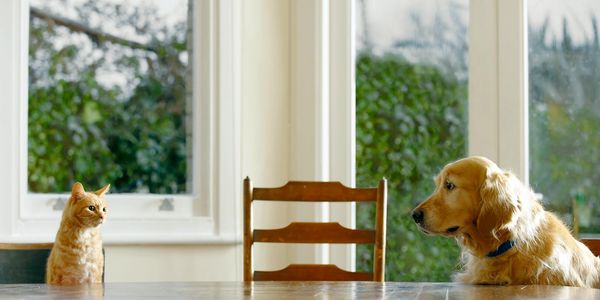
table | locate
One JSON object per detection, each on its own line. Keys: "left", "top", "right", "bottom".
{"left": 0, "top": 281, "right": 598, "bottom": 299}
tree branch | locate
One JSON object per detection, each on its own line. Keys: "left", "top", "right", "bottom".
{"left": 30, "top": 6, "right": 157, "bottom": 53}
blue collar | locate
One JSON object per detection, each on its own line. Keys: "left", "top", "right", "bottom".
{"left": 486, "top": 240, "right": 516, "bottom": 258}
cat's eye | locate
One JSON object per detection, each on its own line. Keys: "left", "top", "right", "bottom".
{"left": 445, "top": 181, "right": 455, "bottom": 191}
{"left": 88, "top": 205, "right": 96, "bottom": 211}
{"left": 102, "top": 207, "right": 106, "bottom": 212}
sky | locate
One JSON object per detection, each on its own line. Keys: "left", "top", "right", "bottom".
{"left": 357, "top": 0, "right": 600, "bottom": 53}
{"left": 30, "top": 0, "right": 187, "bottom": 43}
{"left": 29, "top": 0, "right": 188, "bottom": 90}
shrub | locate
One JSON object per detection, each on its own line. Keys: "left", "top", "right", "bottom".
{"left": 355, "top": 52, "right": 467, "bottom": 281}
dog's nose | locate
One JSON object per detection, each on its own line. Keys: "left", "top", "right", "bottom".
{"left": 412, "top": 209, "right": 424, "bottom": 224}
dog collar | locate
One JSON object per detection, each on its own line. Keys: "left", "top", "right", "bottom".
{"left": 486, "top": 240, "right": 516, "bottom": 258}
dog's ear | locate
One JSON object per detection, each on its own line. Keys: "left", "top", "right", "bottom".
{"left": 476, "top": 169, "right": 520, "bottom": 239}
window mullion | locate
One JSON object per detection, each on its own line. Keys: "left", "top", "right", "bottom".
{"left": 468, "top": 0, "right": 528, "bottom": 181}
{"left": 498, "top": 0, "right": 528, "bottom": 183}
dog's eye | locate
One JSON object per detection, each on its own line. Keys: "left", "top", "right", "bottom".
{"left": 445, "top": 181, "right": 455, "bottom": 191}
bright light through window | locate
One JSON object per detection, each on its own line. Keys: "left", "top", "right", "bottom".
{"left": 528, "top": 0, "right": 600, "bottom": 235}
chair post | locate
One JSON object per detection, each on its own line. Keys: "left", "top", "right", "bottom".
{"left": 243, "top": 177, "right": 253, "bottom": 282}
{"left": 373, "top": 178, "right": 387, "bottom": 282}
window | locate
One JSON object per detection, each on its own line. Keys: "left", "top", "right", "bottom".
{"left": 0, "top": 0, "right": 239, "bottom": 243}
{"left": 528, "top": 0, "right": 600, "bottom": 236}
{"left": 294, "top": 0, "right": 581, "bottom": 282}
{"left": 27, "top": 0, "right": 196, "bottom": 220}
{"left": 353, "top": 0, "right": 598, "bottom": 281}
{"left": 28, "top": 0, "right": 191, "bottom": 195}
{"left": 355, "top": 0, "right": 468, "bottom": 281}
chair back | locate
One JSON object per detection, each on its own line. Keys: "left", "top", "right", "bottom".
{"left": 580, "top": 238, "right": 600, "bottom": 256}
{"left": 0, "top": 243, "right": 53, "bottom": 283}
{"left": 243, "top": 177, "right": 387, "bottom": 282}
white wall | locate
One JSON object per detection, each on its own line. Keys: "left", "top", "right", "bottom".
{"left": 105, "top": 0, "right": 292, "bottom": 282}
{"left": 106, "top": 245, "right": 240, "bottom": 282}
{"left": 240, "top": 0, "right": 293, "bottom": 272}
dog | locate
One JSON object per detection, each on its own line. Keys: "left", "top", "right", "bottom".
{"left": 411, "top": 156, "right": 600, "bottom": 287}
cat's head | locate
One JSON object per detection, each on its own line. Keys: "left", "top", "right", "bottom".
{"left": 64, "top": 182, "right": 110, "bottom": 228}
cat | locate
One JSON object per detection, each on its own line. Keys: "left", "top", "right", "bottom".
{"left": 46, "top": 182, "right": 110, "bottom": 285}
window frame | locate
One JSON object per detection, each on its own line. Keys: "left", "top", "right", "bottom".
{"left": 469, "top": 0, "right": 528, "bottom": 181}
{"left": 0, "top": 0, "right": 240, "bottom": 244}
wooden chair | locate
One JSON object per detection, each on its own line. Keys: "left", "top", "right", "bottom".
{"left": 243, "top": 177, "right": 387, "bottom": 282}
{"left": 0, "top": 243, "right": 53, "bottom": 283}
{"left": 0, "top": 243, "right": 106, "bottom": 283}
{"left": 580, "top": 239, "right": 600, "bottom": 256}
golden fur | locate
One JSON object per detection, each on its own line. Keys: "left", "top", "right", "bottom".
{"left": 412, "top": 156, "right": 600, "bottom": 287}
{"left": 46, "top": 182, "right": 109, "bottom": 285}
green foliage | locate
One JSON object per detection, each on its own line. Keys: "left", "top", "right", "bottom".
{"left": 355, "top": 52, "right": 467, "bottom": 281}
{"left": 27, "top": 2, "right": 189, "bottom": 193}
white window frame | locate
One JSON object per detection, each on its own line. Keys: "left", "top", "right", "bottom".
{"left": 0, "top": 0, "right": 240, "bottom": 244}
{"left": 469, "top": 0, "right": 528, "bottom": 181}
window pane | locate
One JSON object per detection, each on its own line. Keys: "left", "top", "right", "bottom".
{"left": 528, "top": 0, "right": 600, "bottom": 235}
{"left": 28, "top": 0, "right": 191, "bottom": 194}
{"left": 355, "top": 0, "right": 468, "bottom": 281}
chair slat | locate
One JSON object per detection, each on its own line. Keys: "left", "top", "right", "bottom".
{"left": 0, "top": 243, "right": 53, "bottom": 250}
{"left": 253, "top": 222, "right": 375, "bottom": 244}
{"left": 253, "top": 181, "right": 377, "bottom": 202}
{"left": 253, "top": 264, "right": 373, "bottom": 281}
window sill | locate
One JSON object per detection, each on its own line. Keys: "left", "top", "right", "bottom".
{"left": 0, "top": 234, "right": 241, "bottom": 245}
{"left": 4, "top": 217, "right": 240, "bottom": 245}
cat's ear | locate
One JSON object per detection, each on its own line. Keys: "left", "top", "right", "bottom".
{"left": 94, "top": 184, "right": 111, "bottom": 197}
{"left": 71, "top": 182, "right": 86, "bottom": 201}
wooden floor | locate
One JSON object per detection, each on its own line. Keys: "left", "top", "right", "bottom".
{"left": 0, "top": 281, "right": 598, "bottom": 299}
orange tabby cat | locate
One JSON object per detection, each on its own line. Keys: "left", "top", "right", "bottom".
{"left": 46, "top": 182, "right": 109, "bottom": 285}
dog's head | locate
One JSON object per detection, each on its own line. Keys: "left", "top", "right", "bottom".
{"left": 411, "top": 156, "right": 521, "bottom": 241}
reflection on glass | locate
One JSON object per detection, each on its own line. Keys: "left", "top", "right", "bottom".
{"left": 355, "top": 0, "right": 468, "bottom": 281}
{"left": 528, "top": 0, "right": 600, "bottom": 235}
{"left": 28, "top": 0, "right": 190, "bottom": 194}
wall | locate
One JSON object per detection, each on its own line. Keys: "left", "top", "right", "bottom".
{"left": 105, "top": 0, "right": 291, "bottom": 282}
{"left": 240, "top": 0, "right": 293, "bottom": 272}
{"left": 106, "top": 245, "right": 240, "bottom": 282}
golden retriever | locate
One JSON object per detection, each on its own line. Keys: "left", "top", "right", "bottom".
{"left": 412, "top": 156, "right": 600, "bottom": 287}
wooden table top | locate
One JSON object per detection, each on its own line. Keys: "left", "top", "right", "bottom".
{"left": 0, "top": 281, "right": 598, "bottom": 299}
